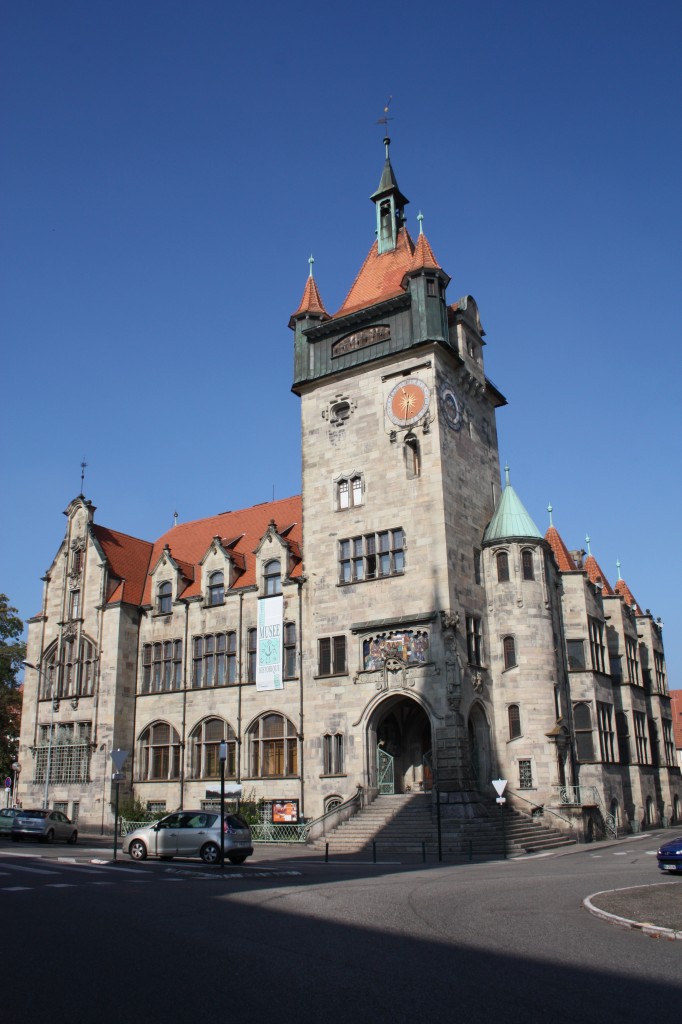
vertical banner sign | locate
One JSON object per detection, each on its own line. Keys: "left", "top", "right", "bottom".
{"left": 256, "top": 595, "right": 283, "bottom": 691}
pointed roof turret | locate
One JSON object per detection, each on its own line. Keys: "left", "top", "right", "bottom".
{"left": 614, "top": 561, "right": 642, "bottom": 613}
{"left": 289, "top": 255, "right": 329, "bottom": 327}
{"left": 371, "top": 136, "right": 409, "bottom": 256}
{"left": 544, "top": 505, "right": 577, "bottom": 570}
{"left": 408, "top": 212, "right": 442, "bottom": 271}
{"left": 483, "top": 466, "right": 543, "bottom": 544}
{"left": 583, "top": 536, "right": 615, "bottom": 595}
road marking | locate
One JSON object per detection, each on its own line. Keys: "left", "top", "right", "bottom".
{"left": 45, "top": 883, "right": 76, "bottom": 888}
{"left": 4, "top": 863, "right": 59, "bottom": 875}
{"left": 613, "top": 852, "right": 628, "bottom": 856}
{"left": 3, "top": 886, "right": 32, "bottom": 892}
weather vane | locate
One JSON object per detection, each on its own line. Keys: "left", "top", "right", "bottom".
{"left": 376, "top": 95, "right": 393, "bottom": 134}
{"left": 80, "top": 458, "right": 88, "bottom": 494}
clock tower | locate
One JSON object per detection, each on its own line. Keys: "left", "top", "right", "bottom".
{"left": 291, "top": 139, "right": 506, "bottom": 815}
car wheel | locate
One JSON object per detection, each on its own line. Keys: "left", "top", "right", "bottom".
{"left": 228, "top": 855, "right": 247, "bottom": 865}
{"left": 200, "top": 842, "right": 220, "bottom": 864}
{"left": 68, "top": 831, "right": 78, "bottom": 845}
{"left": 43, "top": 830, "right": 55, "bottom": 844}
{"left": 128, "top": 839, "right": 147, "bottom": 861}
{"left": 159, "top": 855, "right": 173, "bottom": 861}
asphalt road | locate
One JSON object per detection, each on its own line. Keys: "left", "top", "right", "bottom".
{"left": 1, "top": 834, "right": 680, "bottom": 1024}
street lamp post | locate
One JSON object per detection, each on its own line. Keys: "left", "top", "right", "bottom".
{"left": 24, "top": 661, "right": 55, "bottom": 810}
{"left": 110, "top": 749, "right": 129, "bottom": 862}
{"left": 219, "top": 741, "right": 228, "bottom": 869}
{"left": 492, "top": 778, "right": 508, "bottom": 859}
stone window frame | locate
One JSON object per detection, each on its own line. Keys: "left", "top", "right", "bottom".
{"left": 573, "top": 702, "right": 595, "bottom": 762}
{"left": 283, "top": 621, "right": 297, "bottom": 680}
{"left": 317, "top": 635, "right": 347, "bottom": 677}
{"left": 187, "top": 717, "right": 237, "bottom": 779}
{"left": 207, "top": 570, "right": 225, "bottom": 607}
{"left": 521, "top": 549, "right": 535, "bottom": 581}
{"left": 191, "top": 632, "right": 237, "bottom": 689}
{"left": 507, "top": 704, "right": 521, "bottom": 740}
{"left": 246, "top": 712, "right": 298, "bottom": 778}
{"left": 518, "top": 758, "right": 533, "bottom": 790}
{"left": 137, "top": 721, "right": 181, "bottom": 781}
{"left": 336, "top": 473, "right": 364, "bottom": 511}
{"left": 502, "top": 635, "right": 517, "bottom": 671}
{"left": 141, "top": 640, "right": 183, "bottom": 694}
{"left": 466, "top": 615, "right": 484, "bottom": 667}
{"left": 338, "top": 528, "right": 405, "bottom": 585}
{"left": 263, "top": 559, "right": 282, "bottom": 596}
{"left": 157, "top": 580, "right": 173, "bottom": 615}
{"left": 496, "top": 550, "right": 510, "bottom": 583}
{"left": 597, "top": 701, "right": 616, "bottom": 763}
{"left": 322, "top": 733, "right": 345, "bottom": 776}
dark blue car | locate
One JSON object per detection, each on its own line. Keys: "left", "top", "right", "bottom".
{"left": 656, "top": 836, "right": 682, "bottom": 873}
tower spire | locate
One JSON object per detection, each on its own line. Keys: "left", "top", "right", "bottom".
{"left": 371, "top": 133, "right": 409, "bottom": 254}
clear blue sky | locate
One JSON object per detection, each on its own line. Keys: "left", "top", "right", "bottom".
{"left": 2, "top": 1, "right": 680, "bottom": 687}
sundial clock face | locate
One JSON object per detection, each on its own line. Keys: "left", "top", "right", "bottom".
{"left": 439, "top": 384, "right": 462, "bottom": 432}
{"left": 386, "top": 377, "right": 430, "bottom": 428}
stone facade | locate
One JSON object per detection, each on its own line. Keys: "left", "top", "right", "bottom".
{"left": 17, "top": 144, "right": 680, "bottom": 837}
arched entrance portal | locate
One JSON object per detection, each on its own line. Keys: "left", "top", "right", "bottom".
{"left": 467, "top": 702, "right": 492, "bottom": 791}
{"left": 372, "top": 696, "right": 432, "bottom": 795}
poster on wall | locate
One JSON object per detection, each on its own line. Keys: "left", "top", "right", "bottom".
{"left": 272, "top": 799, "right": 299, "bottom": 824}
{"left": 256, "top": 594, "right": 283, "bottom": 691}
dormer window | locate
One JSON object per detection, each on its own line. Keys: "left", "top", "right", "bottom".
{"left": 208, "top": 570, "right": 225, "bottom": 606}
{"left": 157, "top": 581, "right": 172, "bottom": 615}
{"left": 263, "top": 559, "right": 281, "bottom": 596}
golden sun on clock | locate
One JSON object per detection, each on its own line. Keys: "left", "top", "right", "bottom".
{"left": 386, "top": 377, "right": 430, "bottom": 427}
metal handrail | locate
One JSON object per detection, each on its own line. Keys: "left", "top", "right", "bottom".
{"left": 506, "top": 789, "right": 574, "bottom": 827}
{"left": 553, "top": 785, "right": 618, "bottom": 839}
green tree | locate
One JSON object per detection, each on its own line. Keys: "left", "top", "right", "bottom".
{"left": 0, "top": 594, "right": 25, "bottom": 780}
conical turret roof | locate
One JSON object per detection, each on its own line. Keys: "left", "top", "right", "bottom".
{"left": 483, "top": 468, "right": 543, "bottom": 544}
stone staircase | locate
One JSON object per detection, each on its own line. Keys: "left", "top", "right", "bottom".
{"left": 310, "top": 793, "right": 576, "bottom": 858}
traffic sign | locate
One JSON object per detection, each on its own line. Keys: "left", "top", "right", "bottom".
{"left": 110, "top": 748, "right": 129, "bottom": 772}
{"left": 4, "top": 778, "right": 11, "bottom": 789}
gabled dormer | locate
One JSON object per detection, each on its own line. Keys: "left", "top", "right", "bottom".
{"left": 148, "top": 544, "right": 193, "bottom": 613}
{"left": 253, "top": 520, "right": 298, "bottom": 595}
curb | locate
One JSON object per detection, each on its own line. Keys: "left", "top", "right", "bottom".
{"left": 583, "top": 882, "right": 682, "bottom": 941}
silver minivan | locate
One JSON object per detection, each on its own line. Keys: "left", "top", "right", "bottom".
{"left": 122, "top": 810, "right": 253, "bottom": 864}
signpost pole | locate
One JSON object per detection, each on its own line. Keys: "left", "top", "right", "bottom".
{"left": 110, "top": 749, "right": 129, "bottom": 863}
{"left": 219, "top": 741, "right": 227, "bottom": 869}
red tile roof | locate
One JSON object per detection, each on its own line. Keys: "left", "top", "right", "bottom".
{"left": 670, "top": 690, "right": 682, "bottom": 750}
{"left": 583, "top": 554, "right": 615, "bottom": 595}
{"left": 333, "top": 228, "right": 416, "bottom": 318}
{"left": 409, "top": 231, "right": 441, "bottom": 272}
{"left": 91, "top": 525, "right": 154, "bottom": 606}
{"left": 614, "top": 578, "right": 642, "bottom": 614}
{"left": 291, "top": 274, "right": 329, "bottom": 321}
{"left": 545, "top": 525, "right": 577, "bottom": 572}
{"left": 141, "top": 495, "right": 303, "bottom": 605}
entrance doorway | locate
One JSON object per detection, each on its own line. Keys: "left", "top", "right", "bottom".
{"left": 372, "top": 696, "right": 432, "bottom": 795}
{"left": 467, "top": 702, "right": 492, "bottom": 790}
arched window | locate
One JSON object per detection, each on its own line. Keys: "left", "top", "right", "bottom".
{"left": 188, "top": 718, "right": 236, "bottom": 779}
{"left": 496, "top": 551, "right": 510, "bottom": 582}
{"left": 263, "top": 559, "right": 281, "bottom": 596}
{"left": 521, "top": 549, "right": 535, "bottom": 581}
{"left": 248, "top": 713, "right": 297, "bottom": 777}
{"left": 508, "top": 704, "right": 521, "bottom": 739}
{"left": 573, "top": 703, "right": 595, "bottom": 761}
{"left": 503, "top": 635, "right": 517, "bottom": 670}
{"left": 157, "top": 581, "right": 172, "bottom": 614}
{"left": 337, "top": 474, "right": 363, "bottom": 510}
{"left": 324, "top": 795, "right": 343, "bottom": 814}
{"left": 138, "top": 722, "right": 181, "bottom": 780}
{"left": 40, "top": 637, "right": 98, "bottom": 698}
{"left": 208, "top": 570, "right": 224, "bottom": 606}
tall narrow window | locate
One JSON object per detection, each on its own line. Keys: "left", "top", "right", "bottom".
{"left": 247, "top": 628, "right": 257, "bottom": 682}
{"left": 508, "top": 704, "right": 521, "bottom": 739}
{"left": 189, "top": 718, "right": 236, "bottom": 779}
{"left": 283, "top": 622, "right": 297, "bottom": 679}
{"left": 616, "top": 712, "right": 631, "bottom": 765}
{"left": 597, "top": 702, "right": 615, "bottom": 762}
{"left": 323, "top": 734, "right": 344, "bottom": 775}
{"left": 496, "top": 551, "right": 510, "bottom": 582}
{"left": 588, "top": 617, "right": 606, "bottom": 673}
{"left": 521, "top": 550, "right": 535, "bottom": 581}
{"left": 157, "top": 581, "right": 172, "bottom": 615}
{"left": 404, "top": 433, "right": 420, "bottom": 478}
{"left": 208, "top": 570, "right": 224, "bottom": 606}
{"left": 503, "top": 635, "right": 517, "bottom": 670}
{"left": 574, "top": 703, "right": 595, "bottom": 761}
{"left": 518, "top": 759, "right": 533, "bottom": 789}
{"left": 138, "top": 722, "right": 181, "bottom": 780}
{"left": 466, "top": 616, "right": 483, "bottom": 667}
{"left": 263, "top": 559, "right": 282, "bottom": 596}
{"left": 69, "top": 590, "right": 81, "bottom": 619}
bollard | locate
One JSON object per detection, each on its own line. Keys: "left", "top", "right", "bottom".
{"left": 422, "top": 840, "right": 426, "bottom": 863}
{"left": 325, "top": 842, "right": 329, "bottom": 863}
{"left": 468, "top": 840, "right": 473, "bottom": 862}
{"left": 373, "top": 841, "right": 377, "bottom": 863}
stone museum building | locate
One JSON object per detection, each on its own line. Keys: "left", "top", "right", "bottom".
{"left": 18, "top": 141, "right": 680, "bottom": 837}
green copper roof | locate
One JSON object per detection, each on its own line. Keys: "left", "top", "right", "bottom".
{"left": 483, "top": 467, "right": 543, "bottom": 544}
